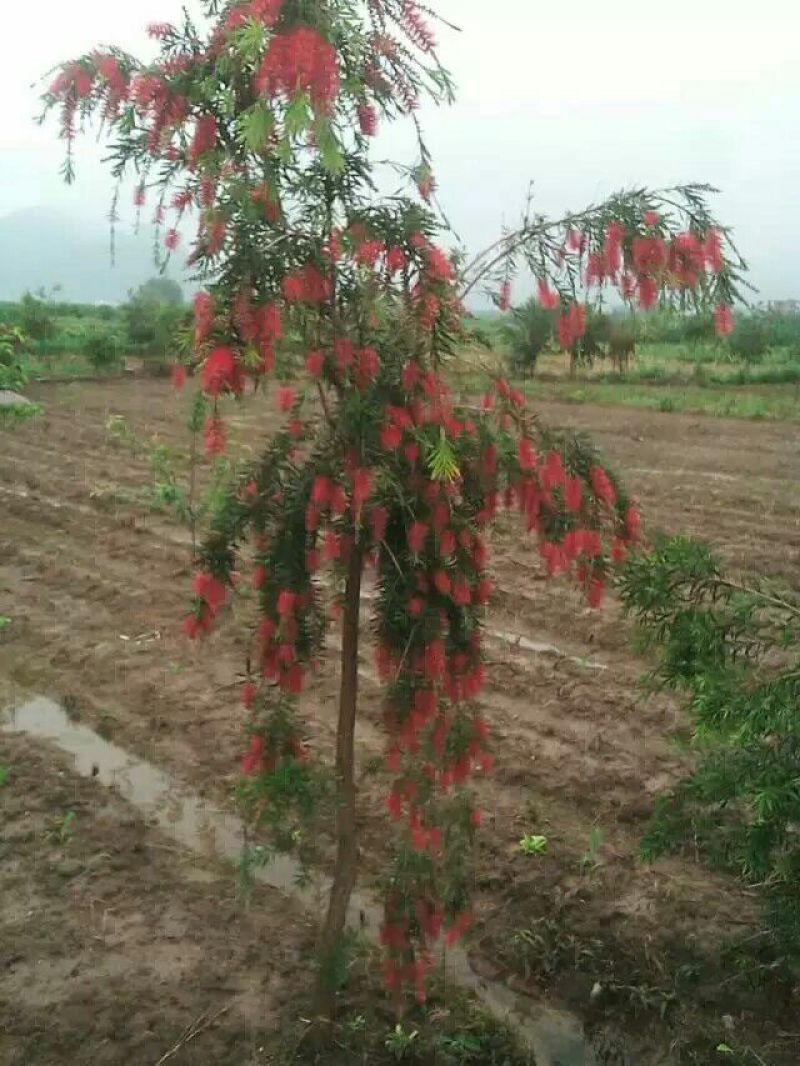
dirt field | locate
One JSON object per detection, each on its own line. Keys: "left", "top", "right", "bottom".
{"left": 1, "top": 377, "right": 799, "bottom": 1063}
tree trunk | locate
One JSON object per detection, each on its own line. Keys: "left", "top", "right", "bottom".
{"left": 313, "top": 539, "right": 362, "bottom": 1019}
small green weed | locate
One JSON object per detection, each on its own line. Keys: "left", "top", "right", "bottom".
{"left": 519, "top": 834, "right": 548, "bottom": 856}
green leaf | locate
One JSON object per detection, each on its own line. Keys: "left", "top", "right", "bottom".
{"left": 316, "top": 119, "right": 345, "bottom": 176}
{"left": 426, "top": 430, "right": 460, "bottom": 482}
{"left": 238, "top": 101, "right": 274, "bottom": 154}
{"left": 285, "top": 94, "right": 311, "bottom": 138}
{"left": 0, "top": 765, "right": 9, "bottom": 787}
{"left": 230, "top": 18, "right": 266, "bottom": 61}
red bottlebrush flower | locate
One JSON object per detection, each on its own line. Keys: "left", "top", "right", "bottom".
{"left": 474, "top": 577, "right": 493, "bottom": 605}
{"left": 133, "top": 185, "right": 146, "bottom": 208}
{"left": 241, "top": 681, "right": 257, "bottom": 709}
{"left": 242, "top": 735, "right": 266, "bottom": 776}
{"left": 566, "top": 228, "right": 585, "bottom": 253}
{"left": 518, "top": 437, "right": 537, "bottom": 472}
{"left": 499, "top": 279, "right": 512, "bottom": 311}
{"left": 193, "top": 291, "right": 215, "bottom": 346}
{"left": 311, "top": 476, "right": 332, "bottom": 507}
{"left": 624, "top": 506, "right": 641, "bottom": 541}
{"left": 424, "top": 245, "right": 454, "bottom": 283}
{"left": 147, "top": 22, "right": 174, "bottom": 38}
{"left": 351, "top": 468, "right": 373, "bottom": 509}
{"left": 370, "top": 506, "right": 388, "bottom": 542}
{"left": 188, "top": 114, "right": 218, "bottom": 168}
{"left": 380, "top": 423, "right": 403, "bottom": 450}
{"left": 305, "top": 349, "right": 325, "bottom": 377}
{"left": 704, "top": 229, "right": 724, "bottom": 273}
{"left": 323, "top": 531, "right": 341, "bottom": 562}
{"left": 416, "top": 291, "right": 440, "bottom": 330}
{"left": 587, "top": 254, "right": 609, "bottom": 291}
{"left": 251, "top": 564, "right": 267, "bottom": 590}
{"left": 541, "top": 450, "right": 565, "bottom": 490}
{"left": 637, "top": 275, "right": 658, "bottom": 310}
{"left": 356, "top": 346, "right": 379, "bottom": 387}
{"left": 403, "top": 442, "right": 420, "bottom": 465}
{"left": 452, "top": 579, "right": 472, "bottom": 607}
{"left": 282, "top": 263, "right": 331, "bottom": 305}
{"left": 587, "top": 576, "right": 606, "bottom": 608}
{"left": 164, "top": 228, "right": 180, "bottom": 251}
{"left": 611, "top": 537, "right": 628, "bottom": 564}
{"left": 564, "top": 476, "right": 583, "bottom": 513}
{"left": 353, "top": 239, "right": 384, "bottom": 268}
{"left": 408, "top": 522, "right": 428, "bottom": 554}
{"left": 632, "top": 235, "right": 667, "bottom": 275}
{"left": 470, "top": 808, "right": 482, "bottom": 828}
{"left": 643, "top": 210, "right": 660, "bottom": 227}
{"left": 714, "top": 304, "right": 734, "bottom": 337}
{"left": 402, "top": 0, "right": 436, "bottom": 51}
{"left": 170, "top": 364, "right": 188, "bottom": 390}
{"left": 385, "top": 746, "right": 402, "bottom": 773}
{"left": 201, "top": 347, "right": 241, "bottom": 396}
{"left": 276, "top": 386, "right": 297, "bottom": 413}
{"left": 256, "top": 27, "right": 340, "bottom": 111}
{"left": 248, "top": 0, "right": 284, "bottom": 25}
{"left": 408, "top": 596, "right": 424, "bottom": 617}
{"left": 96, "top": 54, "right": 127, "bottom": 95}
{"left": 401, "top": 361, "right": 420, "bottom": 392}
{"left": 387, "top": 790, "right": 403, "bottom": 821}
{"left": 589, "top": 465, "right": 616, "bottom": 506}
{"left": 277, "top": 589, "right": 296, "bottom": 616}
{"left": 439, "top": 529, "right": 456, "bottom": 557}
{"left": 193, "top": 571, "right": 227, "bottom": 611}
{"left": 329, "top": 483, "right": 348, "bottom": 517}
{"left": 333, "top": 338, "right": 355, "bottom": 371}
{"left": 537, "top": 279, "right": 559, "bottom": 310}
{"left": 203, "top": 415, "right": 227, "bottom": 455}
{"left": 281, "top": 663, "right": 304, "bottom": 694}
{"left": 386, "top": 246, "right": 407, "bottom": 274}
{"left": 357, "top": 103, "right": 378, "bottom": 136}
{"left": 433, "top": 569, "right": 451, "bottom": 596}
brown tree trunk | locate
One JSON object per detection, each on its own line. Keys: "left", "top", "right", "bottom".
{"left": 313, "top": 539, "right": 363, "bottom": 1019}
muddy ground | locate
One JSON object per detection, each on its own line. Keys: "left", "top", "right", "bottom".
{"left": 1, "top": 377, "right": 799, "bottom": 1063}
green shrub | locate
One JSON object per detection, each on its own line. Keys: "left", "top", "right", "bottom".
{"left": 18, "top": 291, "right": 56, "bottom": 342}
{"left": 122, "top": 280, "right": 185, "bottom": 360}
{"left": 728, "top": 316, "right": 769, "bottom": 362}
{"left": 0, "top": 325, "right": 30, "bottom": 391}
{"left": 83, "top": 325, "right": 123, "bottom": 370}
{"left": 619, "top": 537, "right": 800, "bottom": 967}
{"left": 504, "top": 299, "right": 554, "bottom": 376}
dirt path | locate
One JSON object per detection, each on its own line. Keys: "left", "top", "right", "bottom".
{"left": 2, "top": 378, "right": 799, "bottom": 1062}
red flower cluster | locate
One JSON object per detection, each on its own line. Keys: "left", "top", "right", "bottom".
{"left": 200, "top": 346, "right": 243, "bottom": 397}
{"left": 184, "top": 570, "right": 227, "bottom": 638}
{"left": 188, "top": 114, "right": 218, "bottom": 168}
{"left": 537, "top": 279, "right": 559, "bottom": 310}
{"left": 282, "top": 263, "right": 332, "bottom": 304}
{"left": 401, "top": 0, "right": 436, "bottom": 52}
{"left": 256, "top": 26, "right": 340, "bottom": 111}
{"left": 556, "top": 303, "right": 587, "bottom": 350}
{"left": 714, "top": 304, "right": 734, "bottom": 337}
{"left": 193, "top": 291, "right": 215, "bottom": 349}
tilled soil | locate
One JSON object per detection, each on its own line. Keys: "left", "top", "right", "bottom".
{"left": 1, "top": 377, "right": 799, "bottom": 1062}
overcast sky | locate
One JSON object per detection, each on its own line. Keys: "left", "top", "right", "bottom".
{"left": 2, "top": 0, "right": 799, "bottom": 301}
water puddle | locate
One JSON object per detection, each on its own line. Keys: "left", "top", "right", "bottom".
{"left": 2, "top": 695, "right": 596, "bottom": 1065}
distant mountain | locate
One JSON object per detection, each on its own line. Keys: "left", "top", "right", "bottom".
{"left": 0, "top": 208, "right": 190, "bottom": 304}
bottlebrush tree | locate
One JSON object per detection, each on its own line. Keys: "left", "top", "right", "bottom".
{"left": 42, "top": 0, "right": 745, "bottom": 1017}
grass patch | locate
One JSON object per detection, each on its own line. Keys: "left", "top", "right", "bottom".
{"left": 538, "top": 381, "right": 797, "bottom": 420}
